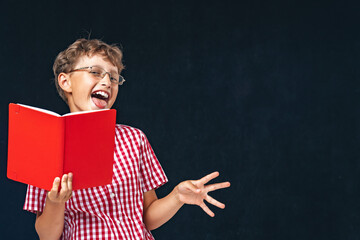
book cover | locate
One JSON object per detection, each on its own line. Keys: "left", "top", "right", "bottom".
{"left": 7, "top": 103, "right": 116, "bottom": 191}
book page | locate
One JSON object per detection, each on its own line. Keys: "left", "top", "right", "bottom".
{"left": 17, "top": 104, "right": 61, "bottom": 117}
{"left": 17, "top": 103, "right": 111, "bottom": 117}
{"left": 63, "top": 109, "right": 110, "bottom": 116}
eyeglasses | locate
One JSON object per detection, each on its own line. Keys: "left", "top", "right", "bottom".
{"left": 69, "top": 66, "right": 125, "bottom": 85}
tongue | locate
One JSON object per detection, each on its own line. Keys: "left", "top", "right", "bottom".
{"left": 92, "top": 97, "right": 107, "bottom": 109}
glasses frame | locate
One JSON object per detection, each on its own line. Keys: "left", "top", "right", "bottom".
{"left": 69, "top": 66, "right": 125, "bottom": 85}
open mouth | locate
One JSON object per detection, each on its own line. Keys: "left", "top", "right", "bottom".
{"left": 91, "top": 90, "right": 110, "bottom": 109}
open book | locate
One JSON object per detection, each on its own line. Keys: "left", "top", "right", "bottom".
{"left": 7, "top": 103, "right": 116, "bottom": 191}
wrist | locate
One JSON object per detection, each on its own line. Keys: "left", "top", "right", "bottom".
{"left": 172, "top": 185, "right": 185, "bottom": 206}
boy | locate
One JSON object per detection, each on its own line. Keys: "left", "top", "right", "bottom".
{"left": 24, "top": 38, "right": 230, "bottom": 240}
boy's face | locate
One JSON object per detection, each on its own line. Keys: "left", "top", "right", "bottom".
{"left": 61, "top": 55, "right": 119, "bottom": 112}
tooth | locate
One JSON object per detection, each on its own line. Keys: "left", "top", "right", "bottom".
{"left": 95, "top": 91, "right": 108, "bottom": 98}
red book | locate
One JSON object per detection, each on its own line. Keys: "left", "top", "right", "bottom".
{"left": 7, "top": 103, "right": 116, "bottom": 191}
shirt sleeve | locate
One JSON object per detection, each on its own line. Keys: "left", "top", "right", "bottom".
{"left": 139, "top": 131, "right": 168, "bottom": 192}
{"left": 23, "top": 184, "right": 47, "bottom": 213}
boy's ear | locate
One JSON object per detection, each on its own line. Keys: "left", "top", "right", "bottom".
{"left": 58, "top": 73, "right": 72, "bottom": 93}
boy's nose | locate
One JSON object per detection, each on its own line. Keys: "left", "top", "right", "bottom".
{"left": 100, "top": 73, "right": 112, "bottom": 87}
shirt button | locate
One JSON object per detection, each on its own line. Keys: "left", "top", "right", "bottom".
{"left": 110, "top": 193, "right": 116, "bottom": 198}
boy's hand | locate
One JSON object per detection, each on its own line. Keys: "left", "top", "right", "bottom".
{"left": 47, "top": 173, "right": 73, "bottom": 203}
{"left": 176, "top": 171, "right": 230, "bottom": 217}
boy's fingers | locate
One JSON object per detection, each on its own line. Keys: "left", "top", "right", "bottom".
{"left": 205, "top": 195, "right": 225, "bottom": 209}
{"left": 50, "top": 177, "right": 61, "bottom": 194}
{"left": 205, "top": 182, "right": 231, "bottom": 192}
{"left": 52, "top": 177, "right": 60, "bottom": 191}
{"left": 48, "top": 177, "right": 60, "bottom": 200}
{"left": 198, "top": 172, "right": 219, "bottom": 185}
{"left": 199, "top": 202, "right": 215, "bottom": 217}
{"left": 67, "top": 173, "right": 73, "bottom": 191}
{"left": 47, "top": 175, "right": 73, "bottom": 202}
{"left": 60, "top": 174, "right": 68, "bottom": 193}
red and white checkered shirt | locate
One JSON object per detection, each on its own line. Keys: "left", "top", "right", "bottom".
{"left": 24, "top": 125, "right": 168, "bottom": 240}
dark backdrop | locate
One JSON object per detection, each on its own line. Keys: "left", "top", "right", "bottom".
{"left": 0, "top": 0, "right": 359, "bottom": 239}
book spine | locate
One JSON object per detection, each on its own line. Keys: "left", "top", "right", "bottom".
{"left": 60, "top": 117, "right": 66, "bottom": 178}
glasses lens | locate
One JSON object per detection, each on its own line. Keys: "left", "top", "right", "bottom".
{"left": 110, "top": 74, "right": 120, "bottom": 83}
{"left": 88, "top": 66, "right": 122, "bottom": 84}
{"left": 89, "top": 66, "right": 103, "bottom": 78}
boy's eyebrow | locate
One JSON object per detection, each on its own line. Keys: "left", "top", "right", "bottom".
{"left": 93, "top": 64, "right": 119, "bottom": 74}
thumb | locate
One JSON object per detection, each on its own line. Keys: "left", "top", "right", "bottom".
{"left": 187, "top": 181, "right": 201, "bottom": 193}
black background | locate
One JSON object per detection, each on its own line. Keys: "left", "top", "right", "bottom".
{"left": 0, "top": 0, "right": 359, "bottom": 239}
